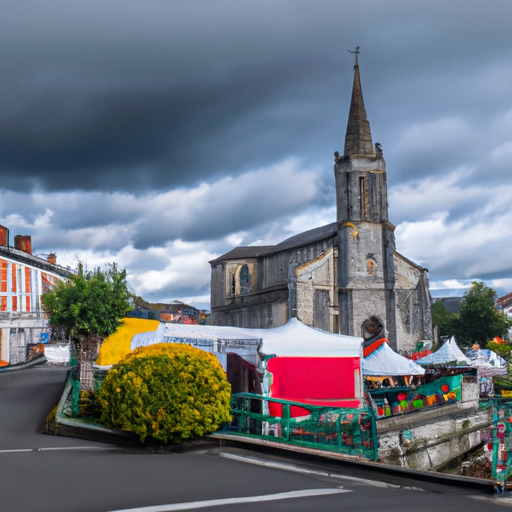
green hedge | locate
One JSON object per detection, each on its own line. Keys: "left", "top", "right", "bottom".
{"left": 98, "top": 343, "right": 231, "bottom": 443}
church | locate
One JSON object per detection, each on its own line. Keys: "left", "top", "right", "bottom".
{"left": 210, "top": 54, "right": 433, "bottom": 353}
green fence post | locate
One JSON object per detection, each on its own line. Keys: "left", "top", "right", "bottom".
{"left": 336, "top": 414, "right": 342, "bottom": 450}
{"left": 281, "top": 404, "right": 290, "bottom": 440}
{"left": 70, "top": 375, "right": 79, "bottom": 418}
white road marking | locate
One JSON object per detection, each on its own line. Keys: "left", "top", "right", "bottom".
{"left": 0, "top": 448, "right": 33, "bottom": 453}
{"left": 220, "top": 452, "right": 402, "bottom": 488}
{"left": 0, "top": 446, "right": 113, "bottom": 453}
{"left": 37, "top": 446, "right": 109, "bottom": 451}
{"left": 107, "top": 487, "right": 350, "bottom": 512}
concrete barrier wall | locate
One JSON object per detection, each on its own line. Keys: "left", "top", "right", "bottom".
{"left": 377, "top": 403, "right": 492, "bottom": 470}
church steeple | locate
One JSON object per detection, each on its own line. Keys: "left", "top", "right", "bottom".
{"left": 335, "top": 49, "right": 397, "bottom": 349}
{"left": 335, "top": 49, "right": 388, "bottom": 224}
{"left": 344, "top": 47, "right": 374, "bottom": 157}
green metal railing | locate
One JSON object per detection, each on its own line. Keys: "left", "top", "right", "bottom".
{"left": 489, "top": 398, "right": 512, "bottom": 486}
{"left": 220, "top": 393, "right": 377, "bottom": 461}
{"left": 62, "top": 368, "right": 106, "bottom": 421}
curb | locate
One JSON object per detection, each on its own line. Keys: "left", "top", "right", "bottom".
{"left": 0, "top": 355, "right": 47, "bottom": 373}
{"left": 212, "top": 434, "right": 496, "bottom": 494}
{"left": 48, "top": 374, "right": 141, "bottom": 446}
{"left": 47, "top": 374, "right": 496, "bottom": 493}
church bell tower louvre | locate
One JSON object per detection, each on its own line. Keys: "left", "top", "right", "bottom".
{"left": 335, "top": 48, "right": 398, "bottom": 349}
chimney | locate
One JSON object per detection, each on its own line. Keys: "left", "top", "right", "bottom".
{"left": 14, "top": 235, "right": 32, "bottom": 254}
{"left": 47, "top": 253, "right": 57, "bottom": 265}
{"left": 0, "top": 225, "right": 8, "bottom": 246}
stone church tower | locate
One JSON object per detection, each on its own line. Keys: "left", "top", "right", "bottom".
{"left": 334, "top": 51, "right": 398, "bottom": 347}
{"left": 210, "top": 53, "right": 433, "bottom": 352}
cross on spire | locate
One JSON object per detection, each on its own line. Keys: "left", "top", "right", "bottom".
{"left": 348, "top": 46, "right": 360, "bottom": 68}
{"left": 344, "top": 47, "right": 374, "bottom": 156}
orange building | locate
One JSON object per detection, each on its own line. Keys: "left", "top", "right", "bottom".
{"left": 0, "top": 225, "right": 69, "bottom": 365}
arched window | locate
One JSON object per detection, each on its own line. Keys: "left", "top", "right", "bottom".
{"left": 239, "top": 265, "right": 251, "bottom": 295}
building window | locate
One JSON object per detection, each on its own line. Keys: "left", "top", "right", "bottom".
{"left": 239, "top": 265, "right": 251, "bottom": 295}
{"left": 24, "top": 267, "right": 31, "bottom": 312}
{"left": 0, "top": 260, "right": 6, "bottom": 312}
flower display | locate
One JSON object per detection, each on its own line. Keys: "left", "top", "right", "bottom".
{"left": 98, "top": 343, "right": 231, "bottom": 443}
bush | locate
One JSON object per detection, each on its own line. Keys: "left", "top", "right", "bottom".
{"left": 493, "top": 376, "right": 512, "bottom": 394}
{"left": 98, "top": 343, "right": 231, "bottom": 443}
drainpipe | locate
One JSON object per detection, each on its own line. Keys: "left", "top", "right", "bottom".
{"left": 288, "top": 260, "right": 297, "bottom": 321}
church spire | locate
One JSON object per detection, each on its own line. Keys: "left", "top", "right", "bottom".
{"left": 344, "top": 47, "right": 374, "bottom": 157}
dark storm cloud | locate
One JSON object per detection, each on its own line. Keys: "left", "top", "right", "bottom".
{"left": 0, "top": 56, "right": 335, "bottom": 192}
{"left": 1, "top": 0, "right": 512, "bottom": 302}
{"left": 2, "top": 1, "right": 512, "bottom": 195}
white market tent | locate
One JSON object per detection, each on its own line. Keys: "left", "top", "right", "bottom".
{"left": 44, "top": 344, "right": 71, "bottom": 364}
{"left": 415, "top": 336, "right": 471, "bottom": 366}
{"left": 362, "top": 342, "right": 425, "bottom": 376}
{"left": 131, "top": 318, "right": 363, "bottom": 358}
{"left": 468, "top": 348, "right": 507, "bottom": 368}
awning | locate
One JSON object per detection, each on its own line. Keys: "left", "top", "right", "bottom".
{"left": 363, "top": 342, "right": 425, "bottom": 376}
{"left": 133, "top": 318, "right": 363, "bottom": 358}
{"left": 416, "top": 336, "right": 471, "bottom": 366}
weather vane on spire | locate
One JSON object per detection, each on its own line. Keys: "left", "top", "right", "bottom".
{"left": 348, "top": 46, "right": 360, "bottom": 68}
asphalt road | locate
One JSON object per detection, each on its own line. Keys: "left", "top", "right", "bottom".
{"left": 0, "top": 367, "right": 508, "bottom": 512}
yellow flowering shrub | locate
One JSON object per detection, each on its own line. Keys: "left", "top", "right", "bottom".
{"left": 96, "top": 318, "right": 160, "bottom": 366}
{"left": 98, "top": 343, "right": 231, "bottom": 443}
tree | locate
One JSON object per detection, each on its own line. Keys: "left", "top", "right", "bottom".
{"left": 98, "top": 343, "right": 231, "bottom": 443}
{"left": 432, "top": 300, "right": 458, "bottom": 338}
{"left": 452, "top": 281, "right": 511, "bottom": 347}
{"left": 487, "top": 338, "right": 512, "bottom": 392}
{"left": 43, "top": 263, "right": 132, "bottom": 392}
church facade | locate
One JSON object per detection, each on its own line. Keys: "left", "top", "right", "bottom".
{"left": 210, "top": 57, "right": 433, "bottom": 352}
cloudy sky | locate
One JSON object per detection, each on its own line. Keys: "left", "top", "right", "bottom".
{"left": 1, "top": 0, "right": 511, "bottom": 308}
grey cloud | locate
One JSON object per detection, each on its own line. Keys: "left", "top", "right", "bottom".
{"left": 0, "top": 57, "right": 337, "bottom": 192}
{"left": 140, "top": 283, "right": 211, "bottom": 304}
{"left": 130, "top": 163, "right": 321, "bottom": 248}
{"left": 1, "top": 1, "right": 511, "bottom": 197}
{"left": 1, "top": 0, "right": 512, "bottom": 302}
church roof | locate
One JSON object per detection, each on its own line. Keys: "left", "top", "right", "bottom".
{"left": 344, "top": 50, "right": 375, "bottom": 157}
{"left": 209, "top": 245, "right": 274, "bottom": 265}
{"left": 259, "top": 222, "right": 338, "bottom": 256}
{"left": 210, "top": 223, "right": 339, "bottom": 265}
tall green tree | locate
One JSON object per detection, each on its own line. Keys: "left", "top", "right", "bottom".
{"left": 43, "top": 263, "right": 132, "bottom": 391}
{"left": 432, "top": 300, "right": 458, "bottom": 338}
{"left": 453, "top": 281, "right": 511, "bottom": 347}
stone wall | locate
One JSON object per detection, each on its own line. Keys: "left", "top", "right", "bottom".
{"left": 394, "top": 253, "right": 433, "bottom": 352}
{"left": 211, "top": 286, "right": 289, "bottom": 328}
{"left": 296, "top": 248, "right": 337, "bottom": 332}
{"left": 211, "top": 237, "right": 336, "bottom": 329}
{"left": 0, "top": 313, "right": 48, "bottom": 364}
{"left": 377, "top": 380, "right": 490, "bottom": 469}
